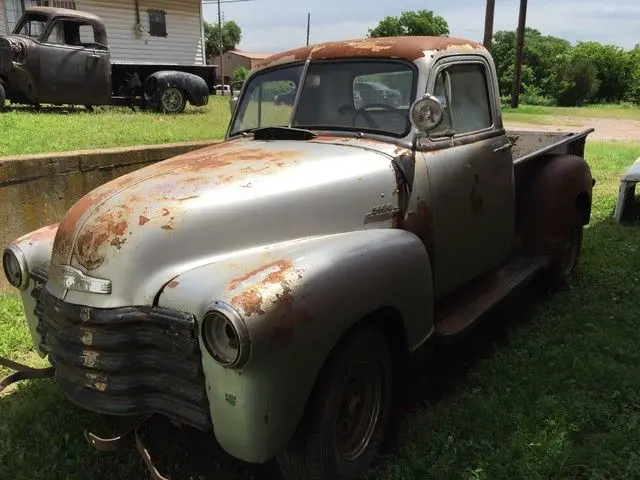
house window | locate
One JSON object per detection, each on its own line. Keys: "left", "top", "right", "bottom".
{"left": 148, "top": 9, "right": 167, "bottom": 37}
{"left": 40, "top": 1, "right": 77, "bottom": 8}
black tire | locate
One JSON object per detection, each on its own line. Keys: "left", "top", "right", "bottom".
{"left": 542, "top": 210, "right": 584, "bottom": 291}
{"left": 0, "top": 83, "right": 6, "bottom": 111}
{"left": 277, "top": 326, "right": 394, "bottom": 480}
{"left": 158, "top": 86, "right": 186, "bottom": 114}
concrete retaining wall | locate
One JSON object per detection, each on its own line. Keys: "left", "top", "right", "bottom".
{"left": 0, "top": 140, "right": 218, "bottom": 292}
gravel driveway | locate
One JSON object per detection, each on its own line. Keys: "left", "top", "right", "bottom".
{"left": 505, "top": 116, "right": 640, "bottom": 142}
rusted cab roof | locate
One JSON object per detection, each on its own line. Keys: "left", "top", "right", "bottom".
{"left": 24, "top": 6, "right": 103, "bottom": 24}
{"left": 255, "top": 36, "right": 484, "bottom": 70}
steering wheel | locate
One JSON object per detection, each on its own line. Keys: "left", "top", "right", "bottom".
{"left": 352, "top": 102, "right": 408, "bottom": 129}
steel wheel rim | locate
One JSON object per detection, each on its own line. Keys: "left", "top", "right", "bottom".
{"left": 560, "top": 225, "right": 580, "bottom": 277}
{"left": 334, "top": 360, "right": 383, "bottom": 462}
{"left": 161, "top": 88, "right": 183, "bottom": 112}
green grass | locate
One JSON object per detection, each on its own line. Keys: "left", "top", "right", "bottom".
{"left": 1, "top": 141, "right": 640, "bottom": 479}
{"left": 0, "top": 96, "right": 231, "bottom": 157}
{"left": 503, "top": 103, "right": 640, "bottom": 121}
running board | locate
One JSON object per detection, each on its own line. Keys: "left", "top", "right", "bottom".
{"left": 434, "top": 255, "right": 550, "bottom": 337}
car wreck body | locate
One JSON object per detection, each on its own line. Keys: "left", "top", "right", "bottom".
{"left": 2, "top": 35, "right": 595, "bottom": 480}
{"left": 0, "top": 7, "right": 213, "bottom": 113}
{"left": 614, "top": 157, "right": 640, "bottom": 223}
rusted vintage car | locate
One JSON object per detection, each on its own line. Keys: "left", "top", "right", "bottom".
{"left": 2, "top": 36, "right": 595, "bottom": 480}
{"left": 0, "top": 7, "right": 213, "bottom": 113}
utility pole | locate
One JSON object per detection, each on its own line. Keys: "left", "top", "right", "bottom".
{"left": 483, "top": 0, "right": 495, "bottom": 51}
{"left": 306, "top": 13, "right": 311, "bottom": 46}
{"left": 510, "top": 0, "right": 528, "bottom": 108}
{"left": 217, "top": 0, "right": 224, "bottom": 86}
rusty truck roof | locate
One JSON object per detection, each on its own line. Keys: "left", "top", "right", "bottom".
{"left": 255, "top": 36, "right": 485, "bottom": 70}
{"left": 24, "top": 6, "right": 103, "bottom": 23}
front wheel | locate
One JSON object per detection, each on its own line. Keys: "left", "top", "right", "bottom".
{"left": 277, "top": 326, "right": 394, "bottom": 480}
{"left": 158, "top": 86, "right": 186, "bottom": 114}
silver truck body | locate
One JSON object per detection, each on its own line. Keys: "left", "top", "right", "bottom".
{"left": 3, "top": 36, "right": 595, "bottom": 480}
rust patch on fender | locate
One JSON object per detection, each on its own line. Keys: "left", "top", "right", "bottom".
{"left": 167, "top": 280, "right": 180, "bottom": 288}
{"left": 75, "top": 205, "right": 132, "bottom": 270}
{"left": 229, "top": 260, "right": 294, "bottom": 291}
{"left": 139, "top": 215, "right": 150, "bottom": 226}
{"left": 229, "top": 260, "right": 313, "bottom": 345}
{"left": 232, "top": 290, "right": 266, "bottom": 316}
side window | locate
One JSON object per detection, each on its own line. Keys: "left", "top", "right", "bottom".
{"left": 45, "top": 22, "right": 66, "bottom": 45}
{"left": 79, "top": 24, "right": 96, "bottom": 46}
{"left": 429, "top": 62, "right": 493, "bottom": 138}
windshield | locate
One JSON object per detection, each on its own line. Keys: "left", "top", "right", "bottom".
{"left": 13, "top": 13, "right": 49, "bottom": 39}
{"left": 229, "top": 60, "right": 416, "bottom": 138}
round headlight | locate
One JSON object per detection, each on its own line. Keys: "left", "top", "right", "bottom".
{"left": 201, "top": 303, "right": 250, "bottom": 368}
{"left": 2, "top": 246, "right": 28, "bottom": 290}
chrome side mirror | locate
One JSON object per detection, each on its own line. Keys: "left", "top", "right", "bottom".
{"left": 409, "top": 94, "right": 444, "bottom": 132}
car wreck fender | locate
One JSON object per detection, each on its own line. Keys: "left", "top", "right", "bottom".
{"left": 156, "top": 228, "right": 434, "bottom": 464}
{"left": 516, "top": 153, "right": 594, "bottom": 253}
{"left": 142, "top": 70, "right": 209, "bottom": 111}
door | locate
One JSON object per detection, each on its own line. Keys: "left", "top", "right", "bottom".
{"left": 419, "top": 58, "right": 515, "bottom": 298}
{"left": 39, "top": 19, "right": 110, "bottom": 105}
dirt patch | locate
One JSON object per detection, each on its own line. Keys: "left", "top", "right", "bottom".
{"left": 505, "top": 116, "right": 640, "bottom": 142}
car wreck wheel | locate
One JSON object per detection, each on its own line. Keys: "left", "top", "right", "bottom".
{"left": 542, "top": 209, "right": 584, "bottom": 291}
{"left": 277, "top": 326, "right": 393, "bottom": 480}
{"left": 159, "top": 86, "right": 186, "bottom": 114}
{"left": 0, "top": 83, "right": 5, "bottom": 111}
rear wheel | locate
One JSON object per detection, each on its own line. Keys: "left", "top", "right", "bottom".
{"left": 159, "top": 86, "right": 186, "bottom": 114}
{"left": 0, "top": 83, "right": 6, "bottom": 111}
{"left": 543, "top": 210, "right": 584, "bottom": 290}
{"left": 277, "top": 326, "right": 394, "bottom": 480}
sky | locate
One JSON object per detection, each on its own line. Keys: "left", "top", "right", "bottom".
{"left": 202, "top": 0, "right": 640, "bottom": 54}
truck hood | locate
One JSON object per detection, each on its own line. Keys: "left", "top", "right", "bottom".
{"left": 48, "top": 137, "right": 401, "bottom": 307}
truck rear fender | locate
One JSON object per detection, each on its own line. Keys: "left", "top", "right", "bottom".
{"left": 156, "top": 229, "right": 434, "bottom": 463}
{"left": 142, "top": 70, "right": 209, "bottom": 107}
{"left": 516, "top": 153, "right": 593, "bottom": 253}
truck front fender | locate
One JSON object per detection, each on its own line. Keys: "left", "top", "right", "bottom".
{"left": 142, "top": 70, "right": 209, "bottom": 109}
{"left": 157, "top": 229, "right": 433, "bottom": 463}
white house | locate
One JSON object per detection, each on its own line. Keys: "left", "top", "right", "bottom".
{"left": 0, "top": 0, "right": 206, "bottom": 66}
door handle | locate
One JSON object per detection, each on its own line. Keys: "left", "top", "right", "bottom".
{"left": 493, "top": 142, "right": 513, "bottom": 153}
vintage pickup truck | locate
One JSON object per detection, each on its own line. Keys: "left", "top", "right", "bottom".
{"left": 0, "top": 6, "right": 213, "bottom": 113}
{"left": 2, "top": 36, "right": 595, "bottom": 480}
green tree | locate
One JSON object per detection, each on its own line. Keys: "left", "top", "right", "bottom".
{"left": 629, "top": 44, "right": 640, "bottom": 105}
{"left": 368, "top": 10, "right": 449, "bottom": 38}
{"left": 555, "top": 51, "right": 599, "bottom": 106}
{"left": 570, "top": 41, "right": 634, "bottom": 103}
{"left": 491, "top": 28, "right": 571, "bottom": 101}
{"left": 232, "top": 66, "right": 250, "bottom": 88}
{"left": 204, "top": 20, "right": 242, "bottom": 59}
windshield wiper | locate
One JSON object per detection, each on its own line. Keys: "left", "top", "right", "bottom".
{"left": 252, "top": 126, "right": 317, "bottom": 141}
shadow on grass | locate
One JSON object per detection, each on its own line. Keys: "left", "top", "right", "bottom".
{"left": 2, "top": 218, "right": 638, "bottom": 480}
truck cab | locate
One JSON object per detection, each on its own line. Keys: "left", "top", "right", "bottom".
{"left": 2, "top": 36, "right": 594, "bottom": 480}
{"left": 0, "top": 6, "right": 211, "bottom": 112}
{"left": 0, "top": 7, "right": 110, "bottom": 106}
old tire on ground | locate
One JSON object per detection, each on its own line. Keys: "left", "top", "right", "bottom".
{"left": 158, "top": 86, "right": 186, "bottom": 114}
{"left": 0, "top": 83, "right": 5, "bottom": 111}
{"left": 277, "top": 325, "right": 394, "bottom": 480}
{"left": 541, "top": 209, "right": 584, "bottom": 291}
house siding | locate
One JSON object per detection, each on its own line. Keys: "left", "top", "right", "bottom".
{"left": 75, "top": 0, "right": 205, "bottom": 65}
{"left": 0, "top": 4, "right": 7, "bottom": 35}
